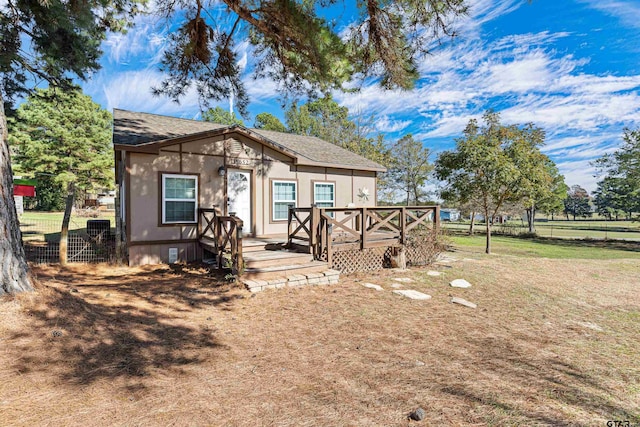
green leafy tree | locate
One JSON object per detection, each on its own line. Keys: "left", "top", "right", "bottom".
{"left": 593, "top": 128, "right": 640, "bottom": 220}
{"left": 9, "top": 88, "right": 113, "bottom": 265}
{"left": 593, "top": 177, "right": 637, "bottom": 220}
{"left": 563, "top": 185, "right": 592, "bottom": 220}
{"left": 33, "top": 177, "right": 67, "bottom": 211}
{"left": 285, "top": 96, "right": 355, "bottom": 146}
{"left": 202, "top": 106, "right": 245, "bottom": 126}
{"left": 0, "top": 0, "right": 141, "bottom": 294}
{"left": 254, "top": 113, "right": 286, "bottom": 132}
{"left": 152, "top": 0, "right": 467, "bottom": 115}
{"left": 537, "top": 166, "right": 569, "bottom": 221}
{"left": 435, "top": 111, "right": 552, "bottom": 254}
{"left": 520, "top": 157, "right": 567, "bottom": 233}
{"left": 387, "top": 134, "right": 433, "bottom": 205}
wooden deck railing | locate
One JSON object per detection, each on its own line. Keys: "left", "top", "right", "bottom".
{"left": 287, "top": 205, "right": 440, "bottom": 264}
{"left": 198, "top": 208, "right": 244, "bottom": 275}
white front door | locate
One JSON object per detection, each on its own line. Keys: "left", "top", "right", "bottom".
{"left": 227, "top": 169, "right": 252, "bottom": 235}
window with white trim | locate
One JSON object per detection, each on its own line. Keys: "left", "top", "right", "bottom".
{"left": 162, "top": 174, "right": 198, "bottom": 223}
{"left": 314, "top": 182, "right": 335, "bottom": 209}
{"left": 272, "top": 180, "right": 296, "bottom": 221}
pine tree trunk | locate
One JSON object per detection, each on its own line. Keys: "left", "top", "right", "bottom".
{"left": 59, "top": 182, "right": 75, "bottom": 265}
{"left": 0, "top": 93, "right": 33, "bottom": 295}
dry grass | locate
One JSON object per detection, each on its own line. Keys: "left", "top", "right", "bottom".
{"left": 1, "top": 254, "right": 639, "bottom": 426}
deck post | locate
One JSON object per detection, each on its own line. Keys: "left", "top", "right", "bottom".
{"left": 400, "top": 207, "right": 406, "bottom": 245}
{"left": 311, "top": 204, "right": 320, "bottom": 256}
{"left": 326, "top": 218, "right": 333, "bottom": 268}
{"left": 361, "top": 207, "right": 367, "bottom": 250}
{"left": 236, "top": 222, "right": 244, "bottom": 276}
{"left": 434, "top": 206, "right": 440, "bottom": 237}
{"left": 287, "top": 205, "right": 293, "bottom": 248}
{"left": 216, "top": 217, "right": 223, "bottom": 269}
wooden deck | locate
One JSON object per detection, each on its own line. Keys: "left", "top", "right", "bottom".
{"left": 197, "top": 205, "right": 439, "bottom": 281}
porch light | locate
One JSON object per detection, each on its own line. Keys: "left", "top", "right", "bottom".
{"left": 218, "top": 166, "right": 226, "bottom": 176}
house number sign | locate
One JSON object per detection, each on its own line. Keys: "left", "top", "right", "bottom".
{"left": 227, "top": 158, "right": 254, "bottom": 166}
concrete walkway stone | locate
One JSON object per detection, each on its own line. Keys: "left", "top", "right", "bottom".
{"left": 362, "top": 283, "right": 383, "bottom": 291}
{"left": 426, "top": 271, "right": 442, "bottom": 277}
{"left": 450, "top": 279, "right": 472, "bottom": 288}
{"left": 393, "top": 277, "right": 414, "bottom": 283}
{"left": 393, "top": 290, "right": 432, "bottom": 300}
{"left": 451, "top": 297, "right": 477, "bottom": 308}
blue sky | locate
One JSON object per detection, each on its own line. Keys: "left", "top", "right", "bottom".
{"left": 82, "top": 0, "right": 640, "bottom": 192}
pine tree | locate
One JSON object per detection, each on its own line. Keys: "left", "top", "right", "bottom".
{"left": 9, "top": 88, "right": 113, "bottom": 265}
{"left": 0, "top": 0, "right": 140, "bottom": 294}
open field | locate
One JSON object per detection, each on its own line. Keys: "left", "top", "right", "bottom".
{"left": 450, "top": 234, "right": 640, "bottom": 260}
{"left": 1, "top": 240, "right": 639, "bottom": 426}
{"left": 443, "top": 219, "right": 640, "bottom": 241}
{"left": 19, "top": 211, "right": 115, "bottom": 242}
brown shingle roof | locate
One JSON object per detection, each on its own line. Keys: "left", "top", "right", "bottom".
{"left": 113, "top": 109, "right": 227, "bottom": 146}
{"left": 113, "top": 109, "right": 386, "bottom": 172}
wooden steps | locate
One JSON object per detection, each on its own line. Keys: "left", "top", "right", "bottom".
{"left": 242, "top": 259, "right": 329, "bottom": 280}
{"left": 199, "top": 236, "right": 334, "bottom": 286}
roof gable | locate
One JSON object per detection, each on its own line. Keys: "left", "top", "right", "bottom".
{"left": 113, "top": 109, "right": 386, "bottom": 172}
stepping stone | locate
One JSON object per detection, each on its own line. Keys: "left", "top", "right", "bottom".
{"left": 362, "top": 283, "right": 383, "bottom": 291}
{"left": 451, "top": 297, "right": 477, "bottom": 309}
{"left": 393, "top": 290, "right": 432, "bottom": 300}
{"left": 450, "top": 279, "right": 472, "bottom": 288}
{"left": 393, "top": 277, "right": 414, "bottom": 283}
{"left": 391, "top": 283, "right": 404, "bottom": 288}
{"left": 426, "top": 271, "right": 442, "bottom": 277}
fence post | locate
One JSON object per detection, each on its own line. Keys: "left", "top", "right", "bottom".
{"left": 434, "top": 205, "right": 440, "bottom": 237}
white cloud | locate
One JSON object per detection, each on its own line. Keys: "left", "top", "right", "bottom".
{"left": 375, "top": 116, "right": 412, "bottom": 133}
{"left": 556, "top": 159, "right": 599, "bottom": 192}
{"left": 85, "top": 69, "right": 202, "bottom": 117}
{"left": 103, "top": 16, "right": 167, "bottom": 65}
{"left": 576, "top": 0, "right": 640, "bottom": 29}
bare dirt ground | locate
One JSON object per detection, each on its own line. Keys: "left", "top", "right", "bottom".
{"left": 1, "top": 254, "right": 639, "bottom": 426}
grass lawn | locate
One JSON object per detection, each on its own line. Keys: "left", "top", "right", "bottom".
{"left": 1, "top": 239, "right": 639, "bottom": 425}
{"left": 443, "top": 219, "right": 640, "bottom": 241}
{"left": 450, "top": 234, "right": 640, "bottom": 260}
{"left": 19, "top": 210, "right": 115, "bottom": 242}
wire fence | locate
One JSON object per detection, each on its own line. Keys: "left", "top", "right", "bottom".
{"left": 20, "top": 214, "right": 115, "bottom": 264}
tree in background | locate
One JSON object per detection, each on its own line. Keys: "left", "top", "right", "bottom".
{"left": 593, "top": 177, "right": 637, "bottom": 220}
{"left": 435, "top": 111, "right": 553, "bottom": 254}
{"left": 285, "top": 96, "right": 355, "bottom": 146}
{"left": 521, "top": 157, "right": 567, "bottom": 233}
{"left": 284, "top": 96, "right": 392, "bottom": 198}
{"left": 9, "top": 88, "right": 113, "bottom": 265}
{"left": 563, "top": 185, "right": 592, "bottom": 220}
{"left": 593, "top": 128, "right": 640, "bottom": 220}
{"left": 537, "top": 166, "right": 569, "bottom": 221}
{"left": 0, "top": 0, "right": 141, "bottom": 294}
{"left": 254, "top": 113, "right": 286, "bottom": 132}
{"left": 386, "top": 134, "right": 433, "bottom": 205}
{"left": 152, "top": 0, "right": 467, "bottom": 116}
{"left": 202, "top": 106, "right": 245, "bottom": 126}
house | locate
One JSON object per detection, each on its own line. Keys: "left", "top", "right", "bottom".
{"left": 113, "top": 109, "right": 386, "bottom": 266}
{"left": 439, "top": 208, "right": 460, "bottom": 222}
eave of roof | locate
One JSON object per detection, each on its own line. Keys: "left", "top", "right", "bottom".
{"left": 113, "top": 109, "right": 387, "bottom": 172}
